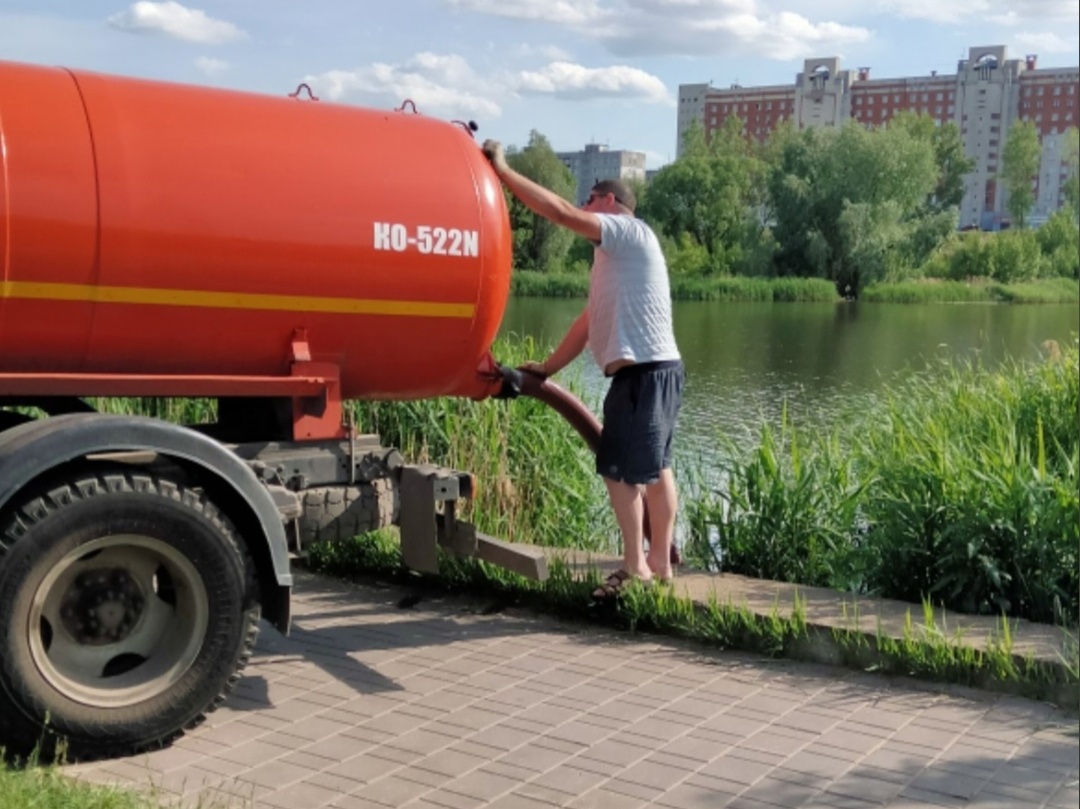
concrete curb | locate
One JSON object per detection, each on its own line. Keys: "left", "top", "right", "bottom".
{"left": 549, "top": 551, "right": 1079, "bottom": 712}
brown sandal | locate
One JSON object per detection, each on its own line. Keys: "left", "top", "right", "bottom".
{"left": 592, "top": 569, "right": 654, "bottom": 601}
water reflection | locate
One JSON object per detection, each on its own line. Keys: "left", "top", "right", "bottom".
{"left": 499, "top": 298, "right": 1079, "bottom": 466}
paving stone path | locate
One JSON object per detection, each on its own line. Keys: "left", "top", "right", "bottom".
{"left": 68, "top": 570, "right": 1079, "bottom": 808}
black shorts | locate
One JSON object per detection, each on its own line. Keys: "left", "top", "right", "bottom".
{"left": 596, "top": 360, "right": 685, "bottom": 485}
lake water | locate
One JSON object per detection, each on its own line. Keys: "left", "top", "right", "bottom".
{"left": 499, "top": 298, "right": 1080, "bottom": 465}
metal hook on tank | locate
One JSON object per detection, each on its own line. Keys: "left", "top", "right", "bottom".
{"left": 289, "top": 83, "right": 319, "bottom": 101}
{"left": 452, "top": 120, "right": 480, "bottom": 138}
{"left": 395, "top": 99, "right": 419, "bottom": 114}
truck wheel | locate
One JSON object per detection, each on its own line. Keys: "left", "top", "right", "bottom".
{"left": 0, "top": 471, "right": 260, "bottom": 759}
{"left": 0, "top": 410, "right": 34, "bottom": 434}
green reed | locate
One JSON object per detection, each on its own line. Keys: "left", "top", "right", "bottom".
{"left": 690, "top": 339, "right": 1079, "bottom": 625}
{"left": 351, "top": 334, "right": 614, "bottom": 552}
{"left": 857, "top": 344, "right": 1078, "bottom": 623}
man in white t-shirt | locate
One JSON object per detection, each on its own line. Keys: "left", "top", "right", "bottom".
{"left": 482, "top": 140, "right": 685, "bottom": 599}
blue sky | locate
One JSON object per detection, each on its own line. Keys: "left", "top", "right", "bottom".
{"left": 3, "top": 1, "right": 1078, "bottom": 168}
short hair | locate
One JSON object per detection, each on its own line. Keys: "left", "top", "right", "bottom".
{"left": 591, "top": 179, "right": 636, "bottom": 212}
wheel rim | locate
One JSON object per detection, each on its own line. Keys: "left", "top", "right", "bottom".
{"left": 29, "top": 535, "right": 210, "bottom": 708}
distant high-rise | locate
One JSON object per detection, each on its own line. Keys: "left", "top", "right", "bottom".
{"left": 555, "top": 143, "right": 647, "bottom": 206}
{"left": 678, "top": 46, "right": 1079, "bottom": 229}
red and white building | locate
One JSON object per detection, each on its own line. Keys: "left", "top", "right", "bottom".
{"left": 678, "top": 46, "right": 1079, "bottom": 229}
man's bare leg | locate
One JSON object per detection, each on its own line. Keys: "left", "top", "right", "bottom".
{"left": 644, "top": 468, "right": 678, "bottom": 581}
{"left": 604, "top": 477, "right": 653, "bottom": 580}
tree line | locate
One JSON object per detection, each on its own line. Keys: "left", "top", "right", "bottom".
{"left": 502, "top": 116, "right": 1080, "bottom": 297}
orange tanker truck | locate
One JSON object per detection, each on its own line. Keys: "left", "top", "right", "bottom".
{"left": 0, "top": 60, "right": 599, "bottom": 758}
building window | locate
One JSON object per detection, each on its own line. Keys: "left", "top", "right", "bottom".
{"left": 1054, "top": 86, "right": 1062, "bottom": 95}
{"left": 935, "top": 92, "right": 943, "bottom": 100}
{"left": 1037, "top": 87, "right": 1044, "bottom": 95}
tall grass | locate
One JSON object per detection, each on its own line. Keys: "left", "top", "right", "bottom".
{"left": 689, "top": 340, "right": 1079, "bottom": 625}
{"left": 857, "top": 346, "right": 1078, "bottom": 623}
{"left": 684, "top": 409, "right": 871, "bottom": 589}
{"left": 351, "top": 335, "right": 614, "bottom": 552}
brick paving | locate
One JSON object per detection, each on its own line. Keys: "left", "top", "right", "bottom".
{"left": 66, "top": 570, "right": 1079, "bottom": 808}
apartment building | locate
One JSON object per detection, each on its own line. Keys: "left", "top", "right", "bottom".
{"left": 677, "top": 46, "right": 1079, "bottom": 229}
{"left": 555, "top": 143, "right": 647, "bottom": 206}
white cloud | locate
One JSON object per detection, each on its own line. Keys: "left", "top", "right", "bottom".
{"left": 884, "top": 0, "right": 1077, "bottom": 25}
{"left": 305, "top": 50, "right": 673, "bottom": 120}
{"left": 511, "top": 42, "right": 575, "bottom": 62}
{"left": 1014, "top": 31, "right": 1080, "bottom": 55}
{"left": 447, "top": 0, "right": 869, "bottom": 59}
{"left": 306, "top": 53, "right": 503, "bottom": 118}
{"left": 108, "top": 2, "right": 247, "bottom": 45}
{"left": 194, "top": 56, "right": 230, "bottom": 75}
{"left": 515, "top": 62, "right": 672, "bottom": 103}
{"left": 446, "top": 0, "right": 606, "bottom": 25}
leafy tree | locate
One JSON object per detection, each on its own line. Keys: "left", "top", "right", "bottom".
{"left": 505, "top": 131, "right": 576, "bottom": 271}
{"left": 1062, "top": 126, "right": 1080, "bottom": 217}
{"left": 767, "top": 122, "right": 939, "bottom": 295}
{"left": 637, "top": 116, "right": 762, "bottom": 275}
{"left": 1001, "top": 120, "right": 1041, "bottom": 229}
{"left": 891, "top": 113, "right": 975, "bottom": 213}
{"left": 1036, "top": 209, "right": 1080, "bottom": 278}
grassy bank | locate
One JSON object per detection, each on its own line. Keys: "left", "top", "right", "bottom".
{"left": 23, "top": 334, "right": 1073, "bottom": 697}
{"left": 686, "top": 341, "right": 1079, "bottom": 626}
{"left": 349, "top": 335, "right": 1079, "bottom": 627}
{"left": 512, "top": 272, "right": 1079, "bottom": 304}
{"left": 0, "top": 751, "right": 198, "bottom": 809}
{"left": 81, "top": 335, "right": 1079, "bottom": 627}
{"left": 511, "top": 271, "right": 839, "bottom": 302}
{"left": 861, "top": 277, "right": 1079, "bottom": 303}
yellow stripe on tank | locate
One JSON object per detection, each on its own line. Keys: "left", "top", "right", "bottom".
{"left": 0, "top": 281, "right": 475, "bottom": 319}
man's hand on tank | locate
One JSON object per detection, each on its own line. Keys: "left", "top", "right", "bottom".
{"left": 481, "top": 139, "right": 507, "bottom": 173}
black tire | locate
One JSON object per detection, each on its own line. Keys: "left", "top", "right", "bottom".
{"left": 0, "top": 410, "right": 34, "bottom": 434}
{"left": 0, "top": 470, "right": 260, "bottom": 759}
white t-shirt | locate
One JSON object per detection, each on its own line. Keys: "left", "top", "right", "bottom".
{"left": 587, "top": 214, "right": 681, "bottom": 371}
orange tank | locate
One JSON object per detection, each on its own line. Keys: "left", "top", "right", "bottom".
{"left": 0, "top": 60, "right": 511, "bottom": 403}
